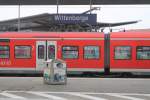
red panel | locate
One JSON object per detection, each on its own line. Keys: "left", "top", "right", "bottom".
{"left": 0, "top": 42, "right": 11, "bottom": 67}
{"left": 111, "top": 32, "right": 150, "bottom": 38}
{"left": 12, "top": 40, "right": 36, "bottom": 68}
{"left": 110, "top": 40, "right": 150, "bottom": 69}
{"left": 0, "top": 32, "right": 104, "bottom": 39}
{"left": 57, "top": 40, "right": 104, "bottom": 69}
{"left": 0, "top": 39, "right": 36, "bottom": 68}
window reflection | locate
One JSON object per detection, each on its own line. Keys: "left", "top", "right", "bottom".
{"left": 15, "top": 46, "right": 31, "bottom": 58}
{"left": 0, "top": 46, "right": 9, "bottom": 58}
{"left": 38, "top": 45, "right": 44, "bottom": 59}
{"left": 115, "top": 46, "right": 131, "bottom": 60}
{"left": 62, "top": 46, "right": 78, "bottom": 59}
{"left": 48, "top": 45, "right": 55, "bottom": 59}
{"left": 137, "top": 46, "right": 150, "bottom": 60}
{"left": 84, "top": 46, "right": 100, "bottom": 59}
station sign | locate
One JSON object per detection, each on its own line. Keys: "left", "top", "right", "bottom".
{"left": 49, "top": 14, "right": 97, "bottom": 25}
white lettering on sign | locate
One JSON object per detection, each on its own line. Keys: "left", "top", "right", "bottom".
{"left": 55, "top": 15, "right": 88, "bottom": 22}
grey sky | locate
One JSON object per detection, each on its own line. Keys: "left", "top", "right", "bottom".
{"left": 0, "top": 5, "right": 150, "bottom": 30}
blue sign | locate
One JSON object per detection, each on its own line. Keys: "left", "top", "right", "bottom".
{"left": 51, "top": 14, "right": 97, "bottom": 25}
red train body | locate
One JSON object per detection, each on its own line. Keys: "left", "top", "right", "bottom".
{"left": 110, "top": 32, "right": 150, "bottom": 72}
{"left": 0, "top": 32, "right": 150, "bottom": 74}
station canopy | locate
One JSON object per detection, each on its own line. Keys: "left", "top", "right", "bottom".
{"left": 0, "top": 13, "right": 140, "bottom": 32}
{"left": 0, "top": 0, "right": 150, "bottom": 5}
{"left": 0, "top": 0, "right": 145, "bottom": 32}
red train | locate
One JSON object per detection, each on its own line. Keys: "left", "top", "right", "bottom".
{"left": 0, "top": 32, "right": 150, "bottom": 74}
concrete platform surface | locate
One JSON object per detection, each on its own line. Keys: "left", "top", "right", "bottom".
{"left": 0, "top": 77, "right": 150, "bottom": 100}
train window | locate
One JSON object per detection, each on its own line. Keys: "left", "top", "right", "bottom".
{"left": 114, "top": 46, "right": 131, "bottom": 60}
{"left": 62, "top": 46, "right": 78, "bottom": 59}
{"left": 84, "top": 46, "right": 100, "bottom": 59}
{"left": 15, "top": 46, "right": 31, "bottom": 58}
{"left": 48, "top": 45, "right": 55, "bottom": 59}
{"left": 137, "top": 46, "right": 150, "bottom": 60}
{"left": 0, "top": 45, "right": 10, "bottom": 58}
{"left": 38, "top": 45, "right": 45, "bottom": 59}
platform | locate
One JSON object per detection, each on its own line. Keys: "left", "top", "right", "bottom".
{"left": 0, "top": 77, "right": 150, "bottom": 100}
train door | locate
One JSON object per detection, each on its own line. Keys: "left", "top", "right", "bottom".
{"left": 36, "top": 41, "right": 57, "bottom": 70}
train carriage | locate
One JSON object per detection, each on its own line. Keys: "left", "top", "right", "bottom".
{"left": 0, "top": 31, "right": 150, "bottom": 74}
{"left": 110, "top": 32, "right": 150, "bottom": 72}
{"left": 0, "top": 32, "right": 104, "bottom": 74}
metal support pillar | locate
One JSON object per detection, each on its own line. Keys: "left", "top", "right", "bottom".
{"left": 90, "top": 0, "right": 92, "bottom": 14}
{"left": 57, "top": 0, "right": 59, "bottom": 14}
{"left": 18, "top": 4, "right": 20, "bottom": 32}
